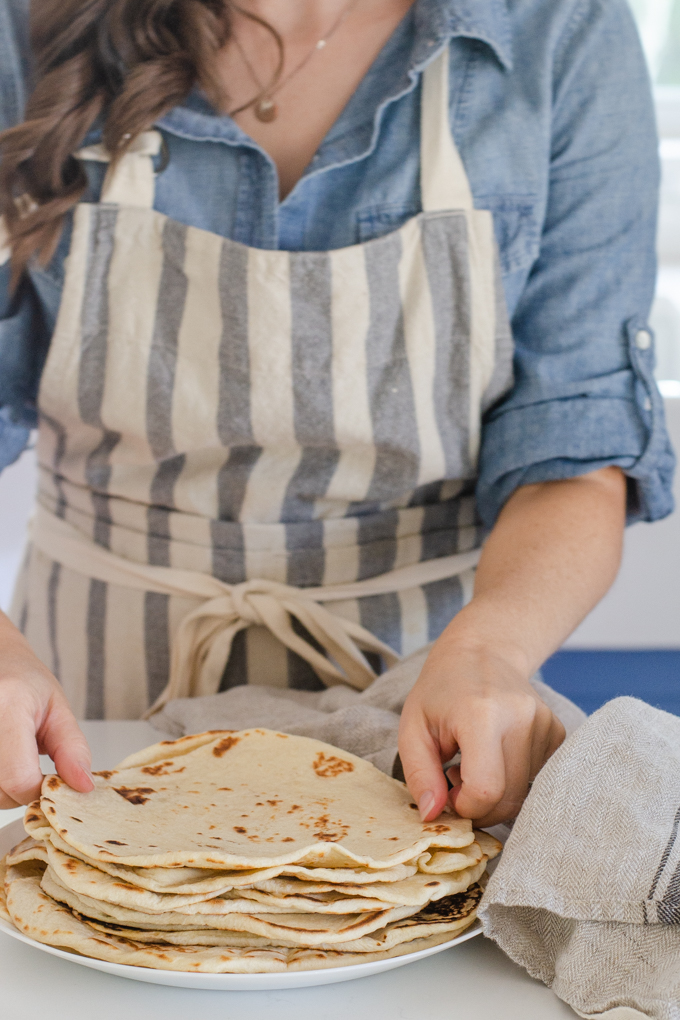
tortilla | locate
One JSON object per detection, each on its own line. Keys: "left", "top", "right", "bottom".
{"left": 4, "top": 862, "right": 477, "bottom": 972}
{"left": 40, "top": 729, "right": 473, "bottom": 869}
{"left": 244, "top": 860, "right": 487, "bottom": 907}
{"left": 0, "top": 855, "right": 11, "bottom": 924}
{"left": 418, "top": 831, "right": 501, "bottom": 873}
{"left": 10, "top": 835, "right": 485, "bottom": 916}
{"left": 78, "top": 885, "right": 483, "bottom": 953}
{"left": 41, "top": 828, "right": 420, "bottom": 892}
{"left": 40, "top": 866, "right": 420, "bottom": 944}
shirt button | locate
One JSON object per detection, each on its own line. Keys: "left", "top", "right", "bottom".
{"left": 635, "top": 329, "right": 652, "bottom": 350}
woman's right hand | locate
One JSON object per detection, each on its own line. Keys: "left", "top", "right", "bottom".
{"left": 0, "top": 611, "right": 93, "bottom": 808}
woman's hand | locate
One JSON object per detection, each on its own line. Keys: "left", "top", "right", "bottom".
{"left": 399, "top": 467, "right": 626, "bottom": 825}
{"left": 0, "top": 611, "right": 93, "bottom": 808}
{"left": 399, "top": 639, "right": 565, "bottom": 826}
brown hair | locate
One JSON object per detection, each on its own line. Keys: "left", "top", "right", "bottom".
{"left": 0, "top": 0, "right": 279, "bottom": 287}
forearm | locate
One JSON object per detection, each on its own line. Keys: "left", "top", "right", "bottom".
{"left": 440, "top": 466, "right": 626, "bottom": 678}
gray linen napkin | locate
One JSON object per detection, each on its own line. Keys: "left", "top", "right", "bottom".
{"left": 479, "top": 697, "right": 680, "bottom": 1020}
{"left": 150, "top": 644, "right": 586, "bottom": 776}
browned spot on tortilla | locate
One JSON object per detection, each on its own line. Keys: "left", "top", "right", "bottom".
{"left": 113, "top": 882, "right": 138, "bottom": 890}
{"left": 25, "top": 814, "right": 40, "bottom": 823}
{"left": 275, "top": 733, "right": 289, "bottom": 738}
{"left": 287, "top": 804, "right": 302, "bottom": 813}
{"left": 205, "top": 858, "right": 221, "bottom": 864}
{"left": 424, "top": 824, "right": 451, "bottom": 835}
{"left": 65, "top": 860, "right": 77, "bottom": 872}
{"left": 312, "top": 752, "right": 354, "bottom": 779}
{"left": 172, "top": 767, "right": 186, "bottom": 773}
{"left": 59, "top": 829, "right": 67, "bottom": 835}
{"left": 248, "top": 835, "right": 260, "bottom": 841}
{"left": 45, "top": 776, "right": 61, "bottom": 791}
{"left": 425, "top": 881, "right": 440, "bottom": 887}
{"left": 212, "top": 736, "right": 240, "bottom": 757}
{"left": 282, "top": 837, "right": 294, "bottom": 842}
{"left": 255, "top": 802, "right": 264, "bottom": 807}
{"left": 409, "top": 803, "right": 418, "bottom": 810}
{"left": 140, "top": 761, "right": 175, "bottom": 776}
{"left": 267, "top": 799, "right": 281, "bottom": 807}
{"left": 93, "top": 770, "right": 116, "bottom": 779}
{"left": 388, "top": 837, "right": 399, "bottom": 841}
{"left": 209, "top": 825, "right": 216, "bottom": 830}
{"left": 159, "top": 734, "right": 210, "bottom": 745}
{"left": 105, "top": 840, "right": 127, "bottom": 845}
{"left": 112, "top": 786, "right": 156, "bottom": 806}
{"left": 70, "top": 817, "right": 83, "bottom": 823}
{"left": 45, "top": 807, "right": 56, "bottom": 814}
{"left": 217, "top": 787, "right": 232, "bottom": 792}
{"left": 234, "top": 826, "right": 247, "bottom": 834}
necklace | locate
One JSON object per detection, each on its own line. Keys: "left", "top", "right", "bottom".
{"left": 232, "top": 0, "right": 361, "bottom": 123}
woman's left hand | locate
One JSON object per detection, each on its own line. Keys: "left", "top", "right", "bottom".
{"left": 398, "top": 637, "right": 565, "bottom": 826}
{"left": 398, "top": 466, "right": 626, "bottom": 826}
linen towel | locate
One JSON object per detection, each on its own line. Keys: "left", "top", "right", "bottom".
{"left": 150, "top": 644, "right": 586, "bottom": 777}
{"left": 479, "top": 697, "right": 680, "bottom": 1019}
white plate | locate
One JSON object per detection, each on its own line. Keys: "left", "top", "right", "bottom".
{"left": 0, "top": 817, "right": 482, "bottom": 991}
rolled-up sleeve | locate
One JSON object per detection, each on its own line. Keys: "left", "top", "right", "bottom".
{"left": 476, "top": 0, "right": 674, "bottom": 528}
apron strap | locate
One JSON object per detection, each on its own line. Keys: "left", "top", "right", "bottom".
{"left": 420, "top": 46, "right": 474, "bottom": 213}
{"left": 76, "top": 131, "right": 162, "bottom": 209}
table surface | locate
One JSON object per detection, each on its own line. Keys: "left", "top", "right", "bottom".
{"left": 0, "top": 721, "right": 577, "bottom": 1020}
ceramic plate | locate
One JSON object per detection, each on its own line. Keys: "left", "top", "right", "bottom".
{"left": 0, "top": 817, "right": 483, "bottom": 990}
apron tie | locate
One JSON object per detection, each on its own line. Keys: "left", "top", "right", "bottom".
{"left": 29, "top": 507, "right": 407, "bottom": 715}
{"left": 168, "top": 578, "right": 401, "bottom": 714}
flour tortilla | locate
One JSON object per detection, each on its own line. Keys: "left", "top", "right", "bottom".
{"left": 5, "top": 862, "right": 477, "bottom": 973}
{"left": 41, "top": 828, "right": 419, "bottom": 892}
{"left": 40, "top": 867, "right": 419, "bottom": 944}
{"left": 79, "top": 885, "right": 483, "bottom": 954}
{"left": 0, "top": 855, "right": 10, "bottom": 923}
{"left": 41, "top": 859, "right": 409, "bottom": 916}
{"left": 22, "top": 802, "right": 53, "bottom": 842}
{"left": 246, "top": 860, "right": 487, "bottom": 907}
{"left": 417, "top": 831, "right": 501, "bottom": 873}
{"left": 15, "top": 833, "right": 485, "bottom": 915}
{"left": 41, "top": 729, "right": 473, "bottom": 869}
{"left": 6, "top": 838, "right": 48, "bottom": 867}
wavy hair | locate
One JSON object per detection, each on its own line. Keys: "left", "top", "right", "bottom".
{"left": 0, "top": 0, "right": 279, "bottom": 286}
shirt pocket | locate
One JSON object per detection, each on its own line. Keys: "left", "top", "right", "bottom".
{"left": 478, "top": 195, "right": 540, "bottom": 276}
{"left": 357, "top": 196, "right": 540, "bottom": 277}
{"left": 356, "top": 203, "right": 421, "bottom": 243}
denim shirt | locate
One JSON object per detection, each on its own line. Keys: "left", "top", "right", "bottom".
{"left": 0, "top": 0, "right": 674, "bottom": 528}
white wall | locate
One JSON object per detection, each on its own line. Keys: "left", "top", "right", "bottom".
{"left": 1, "top": 401, "right": 680, "bottom": 647}
{"left": 565, "top": 395, "right": 680, "bottom": 648}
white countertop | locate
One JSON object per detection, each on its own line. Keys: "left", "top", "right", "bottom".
{"left": 0, "top": 722, "right": 577, "bottom": 1020}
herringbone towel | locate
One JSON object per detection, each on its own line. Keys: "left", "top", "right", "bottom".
{"left": 479, "top": 697, "right": 680, "bottom": 1019}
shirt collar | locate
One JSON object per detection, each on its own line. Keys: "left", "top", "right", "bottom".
{"left": 431, "top": 0, "right": 513, "bottom": 72}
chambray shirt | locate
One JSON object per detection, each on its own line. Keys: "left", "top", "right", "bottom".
{"left": 0, "top": 0, "right": 674, "bottom": 528}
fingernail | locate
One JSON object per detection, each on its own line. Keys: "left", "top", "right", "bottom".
{"left": 79, "top": 763, "right": 95, "bottom": 788}
{"left": 418, "top": 791, "right": 435, "bottom": 821}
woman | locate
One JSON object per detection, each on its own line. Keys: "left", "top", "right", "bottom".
{"left": 0, "top": 0, "right": 672, "bottom": 826}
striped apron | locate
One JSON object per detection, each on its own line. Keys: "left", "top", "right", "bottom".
{"left": 11, "top": 47, "right": 513, "bottom": 720}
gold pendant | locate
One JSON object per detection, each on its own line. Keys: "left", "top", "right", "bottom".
{"left": 255, "top": 98, "right": 278, "bottom": 123}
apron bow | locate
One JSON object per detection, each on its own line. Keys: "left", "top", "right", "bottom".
{"left": 168, "top": 577, "right": 400, "bottom": 714}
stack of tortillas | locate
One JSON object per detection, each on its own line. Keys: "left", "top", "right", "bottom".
{"left": 0, "top": 729, "right": 500, "bottom": 973}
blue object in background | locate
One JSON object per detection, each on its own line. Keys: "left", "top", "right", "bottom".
{"left": 541, "top": 651, "right": 680, "bottom": 717}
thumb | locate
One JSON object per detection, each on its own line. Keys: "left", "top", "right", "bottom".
{"left": 39, "top": 698, "right": 94, "bottom": 794}
{"left": 398, "top": 714, "right": 449, "bottom": 822}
